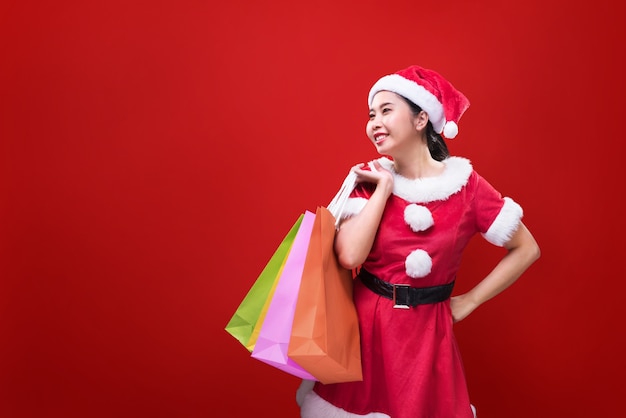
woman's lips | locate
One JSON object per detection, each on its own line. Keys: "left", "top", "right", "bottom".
{"left": 374, "top": 133, "right": 388, "bottom": 144}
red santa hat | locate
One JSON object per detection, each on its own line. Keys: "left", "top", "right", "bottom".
{"left": 367, "top": 65, "right": 470, "bottom": 139}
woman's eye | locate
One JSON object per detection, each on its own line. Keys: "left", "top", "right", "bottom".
{"left": 382, "top": 108, "right": 391, "bottom": 113}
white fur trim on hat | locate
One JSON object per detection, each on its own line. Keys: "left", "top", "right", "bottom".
{"left": 405, "top": 249, "right": 432, "bottom": 278}
{"left": 482, "top": 197, "right": 523, "bottom": 246}
{"left": 300, "top": 389, "right": 390, "bottom": 418}
{"left": 377, "top": 156, "right": 473, "bottom": 203}
{"left": 368, "top": 74, "right": 446, "bottom": 133}
{"left": 404, "top": 204, "right": 434, "bottom": 232}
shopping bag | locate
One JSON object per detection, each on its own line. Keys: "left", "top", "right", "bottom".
{"left": 244, "top": 269, "right": 281, "bottom": 352}
{"left": 287, "top": 206, "right": 363, "bottom": 384}
{"left": 225, "top": 214, "right": 304, "bottom": 351}
{"left": 251, "top": 210, "right": 317, "bottom": 380}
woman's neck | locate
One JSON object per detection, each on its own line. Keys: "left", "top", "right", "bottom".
{"left": 392, "top": 152, "right": 445, "bottom": 180}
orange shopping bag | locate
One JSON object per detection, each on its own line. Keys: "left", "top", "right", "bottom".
{"left": 287, "top": 206, "right": 363, "bottom": 384}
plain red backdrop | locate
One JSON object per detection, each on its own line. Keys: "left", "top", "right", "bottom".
{"left": 1, "top": 0, "right": 624, "bottom": 417}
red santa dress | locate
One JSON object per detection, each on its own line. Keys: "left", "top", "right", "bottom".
{"left": 298, "top": 156, "right": 523, "bottom": 418}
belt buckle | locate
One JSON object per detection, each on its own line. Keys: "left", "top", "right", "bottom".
{"left": 393, "top": 284, "right": 411, "bottom": 309}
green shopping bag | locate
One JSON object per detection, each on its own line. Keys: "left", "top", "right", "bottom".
{"left": 225, "top": 214, "right": 304, "bottom": 351}
{"left": 244, "top": 255, "right": 287, "bottom": 352}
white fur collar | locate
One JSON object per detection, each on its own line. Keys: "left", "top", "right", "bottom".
{"left": 377, "top": 156, "right": 473, "bottom": 203}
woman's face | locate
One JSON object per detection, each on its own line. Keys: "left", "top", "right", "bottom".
{"left": 366, "top": 91, "right": 420, "bottom": 156}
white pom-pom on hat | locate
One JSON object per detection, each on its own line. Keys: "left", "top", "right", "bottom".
{"left": 405, "top": 249, "right": 432, "bottom": 278}
{"left": 368, "top": 65, "right": 469, "bottom": 139}
{"left": 443, "top": 121, "right": 459, "bottom": 139}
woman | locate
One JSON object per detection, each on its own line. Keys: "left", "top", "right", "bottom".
{"left": 297, "top": 65, "right": 540, "bottom": 417}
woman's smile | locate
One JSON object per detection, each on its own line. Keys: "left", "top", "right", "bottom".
{"left": 374, "top": 132, "right": 389, "bottom": 144}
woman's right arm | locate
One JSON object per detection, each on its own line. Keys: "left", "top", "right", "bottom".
{"left": 334, "top": 163, "right": 394, "bottom": 270}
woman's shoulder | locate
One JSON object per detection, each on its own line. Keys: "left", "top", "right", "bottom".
{"left": 445, "top": 155, "right": 478, "bottom": 185}
{"left": 443, "top": 156, "right": 473, "bottom": 180}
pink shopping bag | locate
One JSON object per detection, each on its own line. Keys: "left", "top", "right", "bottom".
{"left": 251, "top": 210, "right": 317, "bottom": 380}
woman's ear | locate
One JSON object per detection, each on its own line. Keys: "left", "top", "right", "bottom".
{"left": 414, "top": 111, "right": 429, "bottom": 131}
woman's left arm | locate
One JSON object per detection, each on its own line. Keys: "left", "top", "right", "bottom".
{"left": 450, "top": 222, "right": 541, "bottom": 322}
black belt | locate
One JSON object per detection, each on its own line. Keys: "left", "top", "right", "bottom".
{"left": 358, "top": 268, "right": 455, "bottom": 309}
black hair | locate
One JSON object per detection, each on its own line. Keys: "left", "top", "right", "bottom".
{"left": 399, "top": 96, "right": 450, "bottom": 162}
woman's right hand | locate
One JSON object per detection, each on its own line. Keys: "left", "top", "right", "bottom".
{"left": 352, "top": 160, "right": 394, "bottom": 196}
{"left": 335, "top": 160, "right": 394, "bottom": 269}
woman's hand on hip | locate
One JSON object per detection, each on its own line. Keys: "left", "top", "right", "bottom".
{"left": 450, "top": 294, "right": 479, "bottom": 323}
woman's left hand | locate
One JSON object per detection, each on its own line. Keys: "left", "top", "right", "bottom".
{"left": 449, "top": 294, "right": 478, "bottom": 323}
{"left": 449, "top": 222, "right": 540, "bottom": 324}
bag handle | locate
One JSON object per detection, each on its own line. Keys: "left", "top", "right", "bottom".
{"left": 326, "top": 161, "right": 379, "bottom": 227}
{"left": 326, "top": 170, "right": 358, "bottom": 227}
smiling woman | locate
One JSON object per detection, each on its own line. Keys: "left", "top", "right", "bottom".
{"left": 297, "top": 65, "right": 540, "bottom": 418}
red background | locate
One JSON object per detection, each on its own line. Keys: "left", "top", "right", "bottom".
{"left": 1, "top": 1, "right": 624, "bottom": 417}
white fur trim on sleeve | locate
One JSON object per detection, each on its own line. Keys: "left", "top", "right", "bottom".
{"left": 482, "top": 197, "right": 523, "bottom": 246}
{"left": 300, "top": 389, "right": 390, "bottom": 418}
{"left": 340, "top": 197, "right": 368, "bottom": 219}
